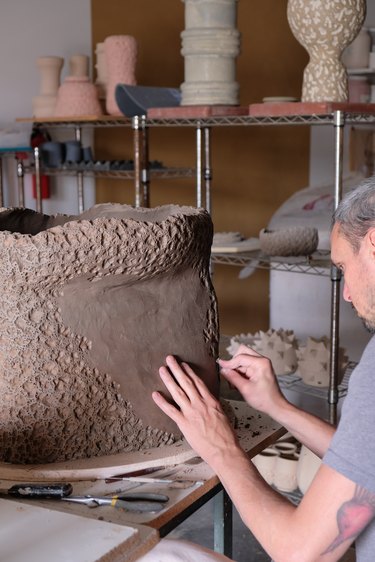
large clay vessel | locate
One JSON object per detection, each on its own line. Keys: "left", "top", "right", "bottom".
{"left": 287, "top": 0, "right": 366, "bottom": 101}
{"left": 0, "top": 204, "right": 219, "bottom": 463}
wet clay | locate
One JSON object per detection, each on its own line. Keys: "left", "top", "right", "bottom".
{"left": 0, "top": 204, "right": 219, "bottom": 463}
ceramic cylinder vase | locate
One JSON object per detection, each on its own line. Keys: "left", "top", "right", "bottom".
{"left": 104, "top": 35, "right": 137, "bottom": 115}
{"left": 32, "top": 56, "right": 64, "bottom": 118}
{"left": 273, "top": 453, "right": 299, "bottom": 493}
{"left": 69, "top": 54, "right": 89, "bottom": 78}
{"left": 180, "top": 0, "right": 240, "bottom": 105}
{"left": 297, "top": 445, "right": 321, "bottom": 494}
{"left": 252, "top": 447, "right": 279, "bottom": 485}
{"left": 287, "top": 0, "right": 366, "bottom": 102}
{"left": 342, "top": 27, "right": 371, "bottom": 69}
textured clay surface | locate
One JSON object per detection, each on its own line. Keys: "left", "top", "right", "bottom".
{"left": 0, "top": 204, "right": 219, "bottom": 463}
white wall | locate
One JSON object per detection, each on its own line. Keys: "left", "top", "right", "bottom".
{"left": 0, "top": 0, "right": 94, "bottom": 215}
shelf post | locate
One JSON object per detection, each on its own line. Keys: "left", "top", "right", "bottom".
{"left": 196, "top": 122, "right": 203, "bottom": 208}
{"left": 16, "top": 156, "right": 25, "bottom": 208}
{"left": 329, "top": 109, "right": 345, "bottom": 424}
{"left": 74, "top": 126, "right": 84, "bottom": 214}
{"left": 141, "top": 115, "right": 150, "bottom": 207}
{"left": 204, "top": 126, "right": 212, "bottom": 213}
{"left": 133, "top": 115, "right": 149, "bottom": 208}
{"left": 0, "top": 156, "right": 3, "bottom": 207}
{"left": 33, "top": 146, "right": 42, "bottom": 213}
{"left": 214, "top": 489, "right": 233, "bottom": 558}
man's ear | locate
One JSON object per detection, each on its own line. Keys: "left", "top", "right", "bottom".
{"left": 367, "top": 228, "right": 375, "bottom": 255}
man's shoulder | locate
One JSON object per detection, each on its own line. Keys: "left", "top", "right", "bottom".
{"left": 360, "top": 335, "right": 375, "bottom": 358}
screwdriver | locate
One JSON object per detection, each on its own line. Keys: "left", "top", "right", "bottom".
{"left": 0, "top": 483, "right": 73, "bottom": 499}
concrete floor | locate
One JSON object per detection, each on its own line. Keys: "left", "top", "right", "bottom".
{"left": 168, "top": 495, "right": 356, "bottom": 562}
{"left": 168, "top": 497, "right": 271, "bottom": 562}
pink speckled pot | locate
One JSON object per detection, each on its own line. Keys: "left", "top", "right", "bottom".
{"left": 104, "top": 35, "right": 137, "bottom": 115}
{"left": 54, "top": 76, "right": 102, "bottom": 117}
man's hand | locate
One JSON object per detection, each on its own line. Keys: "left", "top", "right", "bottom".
{"left": 152, "top": 355, "right": 241, "bottom": 467}
{"left": 218, "top": 344, "right": 288, "bottom": 416}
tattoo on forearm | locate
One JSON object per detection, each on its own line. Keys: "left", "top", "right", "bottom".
{"left": 322, "top": 484, "right": 375, "bottom": 554}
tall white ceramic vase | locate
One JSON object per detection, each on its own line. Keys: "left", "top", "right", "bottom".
{"left": 180, "top": 0, "right": 241, "bottom": 105}
{"left": 287, "top": 0, "right": 366, "bottom": 102}
{"left": 32, "top": 56, "right": 64, "bottom": 117}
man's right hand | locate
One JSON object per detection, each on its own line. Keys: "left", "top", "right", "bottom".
{"left": 218, "top": 344, "right": 288, "bottom": 416}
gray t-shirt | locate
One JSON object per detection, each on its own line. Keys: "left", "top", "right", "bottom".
{"left": 324, "top": 335, "right": 375, "bottom": 561}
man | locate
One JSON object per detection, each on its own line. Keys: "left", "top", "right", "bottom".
{"left": 151, "top": 178, "right": 375, "bottom": 561}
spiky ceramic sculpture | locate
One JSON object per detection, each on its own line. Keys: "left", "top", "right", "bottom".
{"left": 297, "top": 336, "right": 348, "bottom": 387}
{"left": 227, "top": 329, "right": 298, "bottom": 376}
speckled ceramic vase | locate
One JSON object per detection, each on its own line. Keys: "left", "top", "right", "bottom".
{"left": 287, "top": 0, "right": 366, "bottom": 101}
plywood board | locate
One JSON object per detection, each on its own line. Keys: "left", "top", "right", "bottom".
{"left": 0, "top": 440, "right": 196, "bottom": 482}
{"left": 147, "top": 105, "right": 248, "bottom": 118}
{"left": 249, "top": 101, "right": 375, "bottom": 117}
{"left": 0, "top": 498, "right": 158, "bottom": 562}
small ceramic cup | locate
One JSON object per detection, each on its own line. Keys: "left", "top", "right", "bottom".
{"left": 82, "top": 146, "right": 93, "bottom": 161}
{"left": 273, "top": 452, "right": 299, "bottom": 493}
{"left": 64, "top": 140, "right": 82, "bottom": 163}
{"left": 252, "top": 447, "right": 279, "bottom": 485}
{"left": 40, "top": 141, "right": 64, "bottom": 168}
{"left": 272, "top": 442, "right": 298, "bottom": 456}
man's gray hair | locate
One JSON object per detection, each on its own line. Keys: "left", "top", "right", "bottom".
{"left": 333, "top": 176, "right": 375, "bottom": 252}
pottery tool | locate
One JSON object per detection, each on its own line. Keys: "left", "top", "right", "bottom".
{"left": 104, "top": 465, "right": 200, "bottom": 488}
{"left": 61, "top": 491, "right": 169, "bottom": 512}
{"left": 105, "top": 475, "right": 203, "bottom": 489}
{"left": 0, "top": 482, "right": 73, "bottom": 499}
{"left": 105, "top": 465, "right": 175, "bottom": 481}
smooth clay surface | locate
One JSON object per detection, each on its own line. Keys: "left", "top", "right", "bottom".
{"left": 0, "top": 204, "right": 219, "bottom": 463}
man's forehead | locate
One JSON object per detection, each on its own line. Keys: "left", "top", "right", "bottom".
{"left": 330, "top": 223, "right": 346, "bottom": 262}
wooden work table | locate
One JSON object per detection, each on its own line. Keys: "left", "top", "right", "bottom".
{"left": 0, "top": 400, "right": 285, "bottom": 561}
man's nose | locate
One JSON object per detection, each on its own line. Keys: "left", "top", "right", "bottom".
{"left": 343, "top": 281, "right": 352, "bottom": 302}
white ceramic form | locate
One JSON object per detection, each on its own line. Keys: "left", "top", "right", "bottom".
{"left": 297, "top": 445, "right": 321, "bottom": 494}
{"left": 69, "top": 54, "right": 89, "bottom": 78}
{"left": 342, "top": 27, "right": 371, "bottom": 69}
{"left": 252, "top": 447, "right": 279, "bottom": 485}
{"left": 273, "top": 452, "right": 299, "bottom": 493}
{"left": 32, "top": 56, "right": 64, "bottom": 118}
{"left": 180, "top": 0, "right": 240, "bottom": 105}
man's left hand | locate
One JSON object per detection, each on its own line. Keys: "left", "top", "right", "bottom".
{"left": 152, "top": 355, "right": 241, "bottom": 467}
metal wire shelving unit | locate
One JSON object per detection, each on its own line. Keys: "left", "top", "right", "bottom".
{"left": 211, "top": 250, "right": 331, "bottom": 276}
{"left": 18, "top": 105, "right": 375, "bottom": 422}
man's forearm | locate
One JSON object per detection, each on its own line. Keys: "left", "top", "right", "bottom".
{"left": 211, "top": 445, "right": 301, "bottom": 561}
{"left": 271, "top": 399, "right": 335, "bottom": 458}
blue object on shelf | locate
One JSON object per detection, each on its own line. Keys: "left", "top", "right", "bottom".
{"left": 0, "top": 146, "right": 32, "bottom": 153}
{"left": 115, "top": 85, "right": 181, "bottom": 117}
